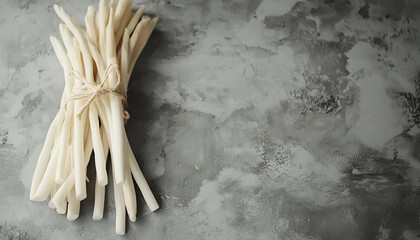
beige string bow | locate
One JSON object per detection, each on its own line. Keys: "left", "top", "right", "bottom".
{"left": 65, "top": 64, "right": 129, "bottom": 119}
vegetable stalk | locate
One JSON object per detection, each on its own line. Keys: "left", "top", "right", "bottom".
{"left": 29, "top": 0, "right": 159, "bottom": 235}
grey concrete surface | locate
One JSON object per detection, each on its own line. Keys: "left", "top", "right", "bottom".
{"left": 1, "top": 0, "right": 420, "bottom": 239}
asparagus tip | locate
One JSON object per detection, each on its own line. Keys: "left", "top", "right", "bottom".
{"left": 53, "top": 4, "right": 61, "bottom": 14}
{"left": 87, "top": 5, "right": 96, "bottom": 13}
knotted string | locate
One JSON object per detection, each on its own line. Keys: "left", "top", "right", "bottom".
{"left": 65, "top": 64, "right": 130, "bottom": 120}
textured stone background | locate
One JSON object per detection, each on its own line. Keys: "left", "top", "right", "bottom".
{"left": 1, "top": 0, "right": 420, "bottom": 239}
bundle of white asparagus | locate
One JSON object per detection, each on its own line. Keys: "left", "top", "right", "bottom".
{"left": 29, "top": 0, "right": 158, "bottom": 235}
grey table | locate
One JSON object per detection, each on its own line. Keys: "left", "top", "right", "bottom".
{"left": 1, "top": 0, "right": 420, "bottom": 239}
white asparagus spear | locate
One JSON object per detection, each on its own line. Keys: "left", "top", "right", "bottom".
{"left": 93, "top": 125, "right": 109, "bottom": 220}
{"left": 89, "top": 103, "right": 108, "bottom": 186}
{"left": 114, "top": 0, "right": 133, "bottom": 45}
{"left": 85, "top": 6, "right": 98, "bottom": 49}
{"left": 129, "top": 17, "right": 158, "bottom": 76}
{"left": 98, "top": 0, "right": 109, "bottom": 63}
{"left": 113, "top": 166, "right": 126, "bottom": 235}
{"left": 125, "top": 135, "right": 159, "bottom": 211}
{"left": 106, "top": 8, "right": 127, "bottom": 185}
{"left": 115, "top": 1, "right": 132, "bottom": 65}
{"left": 71, "top": 39, "right": 88, "bottom": 200}
{"left": 54, "top": 5, "right": 95, "bottom": 91}
{"left": 113, "top": 0, "right": 128, "bottom": 31}
{"left": 86, "top": 38, "right": 106, "bottom": 76}
{"left": 55, "top": 109, "right": 73, "bottom": 183}
{"left": 68, "top": 115, "right": 93, "bottom": 221}
{"left": 125, "top": 6, "right": 145, "bottom": 36}
{"left": 85, "top": 6, "right": 99, "bottom": 78}
{"left": 67, "top": 187, "right": 80, "bottom": 221}
{"left": 122, "top": 147, "right": 137, "bottom": 222}
{"left": 120, "top": 29, "right": 130, "bottom": 91}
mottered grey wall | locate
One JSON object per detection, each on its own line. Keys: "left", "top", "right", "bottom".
{"left": 1, "top": 0, "right": 420, "bottom": 239}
